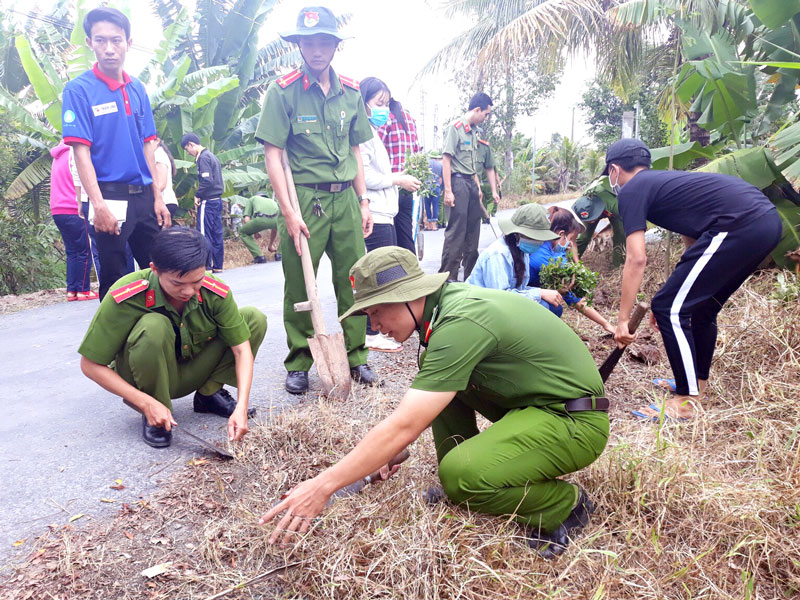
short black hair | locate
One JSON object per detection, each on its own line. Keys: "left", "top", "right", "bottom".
{"left": 468, "top": 92, "right": 493, "bottom": 111}
{"left": 180, "top": 133, "right": 201, "bottom": 148}
{"left": 83, "top": 7, "right": 130, "bottom": 39}
{"left": 612, "top": 156, "right": 651, "bottom": 171}
{"left": 150, "top": 227, "right": 210, "bottom": 275}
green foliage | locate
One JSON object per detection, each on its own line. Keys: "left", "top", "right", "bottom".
{"left": 0, "top": 211, "right": 64, "bottom": 295}
{"left": 403, "top": 152, "right": 435, "bottom": 199}
{"left": 539, "top": 257, "right": 600, "bottom": 304}
{"left": 770, "top": 271, "right": 800, "bottom": 303}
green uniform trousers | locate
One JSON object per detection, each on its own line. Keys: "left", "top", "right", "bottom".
{"left": 277, "top": 185, "right": 367, "bottom": 372}
{"left": 115, "top": 307, "right": 267, "bottom": 411}
{"left": 239, "top": 216, "right": 277, "bottom": 258}
{"left": 432, "top": 393, "right": 609, "bottom": 533}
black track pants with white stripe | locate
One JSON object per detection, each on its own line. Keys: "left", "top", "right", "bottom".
{"left": 651, "top": 210, "right": 782, "bottom": 396}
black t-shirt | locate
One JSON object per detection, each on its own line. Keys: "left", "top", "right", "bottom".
{"left": 618, "top": 170, "right": 774, "bottom": 239}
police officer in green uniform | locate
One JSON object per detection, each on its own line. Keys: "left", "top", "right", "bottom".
{"left": 260, "top": 247, "right": 609, "bottom": 558}
{"left": 572, "top": 177, "right": 626, "bottom": 268}
{"left": 255, "top": 5, "right": 378, "bottom": 394}
{"left": 440, "top": 93, "right": 498, "bottom": 280}
{"left": 239, "top": 194, "right": 280, "bottom": 263}
{"left": 78, "top": 227, "right": 267, "bottom": 447}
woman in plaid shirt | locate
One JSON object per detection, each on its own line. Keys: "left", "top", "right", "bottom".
{"left": 378, "top": 99, "right": 422, "bottom": 254}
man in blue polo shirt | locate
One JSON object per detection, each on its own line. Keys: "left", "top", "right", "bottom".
{"left": 63, "top": 6, "right": 171, "bottom": 300}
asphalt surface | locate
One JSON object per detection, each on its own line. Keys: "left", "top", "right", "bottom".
{"left": 0, "top": 216, "right": 499, "bottom": 564}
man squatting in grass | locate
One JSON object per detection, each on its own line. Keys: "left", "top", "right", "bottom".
{"left": 78, "top": 227, "right": 267, "bottom": 448}
{"left": 260, "top": 247, "right": 610, "bottom": 559}
{"left": 63, "top": 7, "right": 171, "bottom": 300}
{"left": 254, "top": 5, "right": 379, "bottom": 395}
{"left": 239, "top": 193, "right": 281, "bottom": 264}
{"left": 607, "top": 139, "right": 782, "bottom": 421}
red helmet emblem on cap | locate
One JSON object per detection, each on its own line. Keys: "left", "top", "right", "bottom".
{"left": 304, "top": 11, "right": 319, "bottom": 27}
{"left": 580, "top": 210, "right": 589, "bottom": 219}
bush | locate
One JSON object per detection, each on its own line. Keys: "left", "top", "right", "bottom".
{"left": 0, "top": 210, "right": 65, "bottom": 295}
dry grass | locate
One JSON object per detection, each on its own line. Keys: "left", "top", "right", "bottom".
{"left": 3, "top": 243, "right": 800, "bottom": 599}
{"left": 499, "top": 192, "right": 580, "bottom": 210}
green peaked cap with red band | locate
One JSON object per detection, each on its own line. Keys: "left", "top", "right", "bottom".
{"left": 340, "top": 247, "right": 448, "bottom": 320}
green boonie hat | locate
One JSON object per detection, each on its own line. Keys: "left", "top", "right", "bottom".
{"left": 280, "top": 6, "right": 350, "bottom": 43}
{"left": 497, "top": 204, "right": 559, "bottom": 242}
{"left": 429, "top": 150, "right": 443, "bottom": 159}
{"left": 572, "top": 195, "right": 604, "bottom": 222}
{"left": 339, "top": 247, "right": 449, "bottom": 320}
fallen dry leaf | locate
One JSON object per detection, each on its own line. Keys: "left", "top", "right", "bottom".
{"left": 99, "top": 498, "right": 116, "bottom": 503}
{"left": 141, "top": 562, "right": 171, "bottom": 578}
{"left": 68, "top": 514, "right": 85, "bottom": 523}
{"left": 12, "top": 539, "right": 26, "bottom": 546}
{"left": 123, "top": 531, "right": 134, "bottom": 540}
{"left": 629, "top": 343, "right": 661, "bottom": 364}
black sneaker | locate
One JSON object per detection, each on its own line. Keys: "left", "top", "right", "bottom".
{"left": 525, "top": 487, "right": 595, "bottom": 559}
{"left": 253, "top": 255, "right": 267, "bottom": 264}
{"left": 285, "top": 370, "right": 309, "bottom": 394}
{"left": 350, "top": 364, "right": 382, "bottom": 386}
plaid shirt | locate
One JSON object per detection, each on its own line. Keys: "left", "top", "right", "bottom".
{"left": 377, "top": 110, "right": 421, "bottom": 173}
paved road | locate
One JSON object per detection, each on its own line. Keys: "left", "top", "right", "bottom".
{"left": 0, "top": 217, "right": 499, "bottom": 563}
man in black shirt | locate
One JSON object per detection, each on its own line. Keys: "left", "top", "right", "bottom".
{"left": 607, "top": 139, "right": 782, "bottom": 420}
{"left": 181, "top": 133, "right": 225, "bottom": 272}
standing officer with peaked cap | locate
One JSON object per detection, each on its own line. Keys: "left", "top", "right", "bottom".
{"left": 255, "top": 6, "right": 379, "bottom": 394}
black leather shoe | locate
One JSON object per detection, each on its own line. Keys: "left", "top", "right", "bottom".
{"left": 194, "top": 388, "right": 256, "bottom": 418}
{"left": 525, "top": 487, "right": 595, "bottom": 559}
{"left": 422, "top": 484, "right": 447, "bottom": 505}
{"left": 350, "top": 364, "right": 382, "bottom": 386}
{"left": 142, "top": 414, "right": 171, "bottom": 448}
{"left": 273, "top": 252, "right": 282, "bottom": 261}
{"left": 285, "top": 370, "right": 309, "bottom": 394}
{"left": 253, "top": 255, "right": 267, "bottom": 264}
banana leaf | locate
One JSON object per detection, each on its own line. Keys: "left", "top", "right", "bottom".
{"left": 14, "top": 36, "right": 62, "bottom": 132}
{"left": 650, "top": 141, "right": 723, "bottom": 170}
{"left": 772, "top": 197, "right": 800, "bottom": 269}
{"left": 769, "top": 119, "right": 800, "bottom": 185}
{"left": 0, "top": 87, "right": 58, "bottom": 140}
{"left": 188, "top": 76, "right": 239, "bottom": 111}
{"left": 748, "top": 0, "right": 800, "bottom": 29}
{"left": 4, "top": 154, "right": 52, "bottom": 202}
{"left": 695, "top": 147, "right": 784, "bottom": 190}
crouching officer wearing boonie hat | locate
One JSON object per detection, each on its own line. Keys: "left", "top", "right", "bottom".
{"left": 572, "top": 177, "right": 627, "bottom": 268}
{"left": 255, "top": 5, "right": 378, "bottom": 394}
{"left": 258, "top": 247, "right": 609, "bottom": 558}
{"left": 78, "top": 228, "right": 267, "bottom": 448}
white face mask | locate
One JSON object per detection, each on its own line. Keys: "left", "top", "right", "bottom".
{"left": 609, "top": 167, "right": 622, "bottom": 196}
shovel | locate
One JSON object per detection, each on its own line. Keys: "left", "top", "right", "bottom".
{"left": 122, "top": 399, "right": 234, "bottom": 460}
{"left": 281, "top": 150, "right": 352, "bottom": 401}
{"left": 598, "top": 302, "right": 649, "bottom": 382}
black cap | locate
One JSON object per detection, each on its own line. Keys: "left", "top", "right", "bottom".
{"left": 602, "top": 138, "right": 651, "bottom": 175}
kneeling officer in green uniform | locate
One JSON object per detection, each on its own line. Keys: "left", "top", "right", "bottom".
{"left": 240, "top": 194, "right": 280, "bottom": 264}
{"left": 78, "top": 227, "right": 267, "bottom": 448}
{"left": 259, "top": 247, "right": 609, "bottom": 558}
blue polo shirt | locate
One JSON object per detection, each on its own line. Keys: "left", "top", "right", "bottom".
{"left": 62, "top": 64, "right": 157, "bottom": 186}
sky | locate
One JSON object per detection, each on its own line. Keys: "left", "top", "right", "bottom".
{"left": 13, "top": 0, "right": 595, "bottom": 148}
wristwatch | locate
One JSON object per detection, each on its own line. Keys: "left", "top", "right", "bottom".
{"left": 358, "top": 195, "right": 369, "bottom": 203}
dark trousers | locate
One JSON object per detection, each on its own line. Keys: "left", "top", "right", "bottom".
{"left": 81, "top": 201, "right": 134, "bottom": 282}
{"left": 439, "top": 175, "right": 481, "bottom": 280}
{"left": 198, "top": 198, "right": 224, "bottom": 270}
{"left": 424, "top": 194, "right": 440, "bottom": 222}
{"left": 364, "top": 223, "right": 398, "bottom": 335}
{"left": 53, "top": 214, "right": 92, "bottom": 293}
{"left": 651, "top": 210, "right": 782, "bottom": 396}
{"left": 94, "top": 191, "right": 161, "bottom": 299}
{"left": 394, "top": 190, "right": 416, "bottom": 254}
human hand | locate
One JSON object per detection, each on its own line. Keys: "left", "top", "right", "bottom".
{"left": 540, "top": 289, "right": 564, "bottom": 307}
{"left": 649, "top": 311, "right": 659, "bottom": 332}
{"left": 377, "top": 463, "right": 401, "bottom": 481}
{"left": 397, "top": 174, "right": 421, "bottom": 192}
{"left": 614, "top": 320, "right": 637, "bottom": 346}
{"left": 154, "top": 199, "right": 171, "bottom": 228}
{"left": 228, "top": 407, "right": 249, "bottom": 442}
{"left": 478, "top": 186, "right": 484, "bottom": 202}
{"left": 93, "top": 202, "right": 120, "bottom": 235}
{"left": 444, "top": 190, "right": 455, "bottom": 207}
{"left": 143, "top": 399, "right": 177, "bottom": 431}
{"left": 492, "top": 192, "right": 500, "bottom": 204}
{"left": 259, "top": 476, "right": 330, "bottom": 546}
{"left": 285, "top": 212, "right": 310, "bottom": 256}
{"left": 361, "top": 203, "right": 373, "bottom": 238}
{"left": 194, "top": 197, "right": 201, "bottom": 207}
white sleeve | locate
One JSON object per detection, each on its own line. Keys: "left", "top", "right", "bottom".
{"left": 68, "top": 146, "right": 82, "bottom": 188}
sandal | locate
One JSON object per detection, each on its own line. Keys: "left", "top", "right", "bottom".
{"left": 67, "top": 292, "right": 78, "bottom": 302}
{"left": 632, "top": 403, "right": 689, "bottom": 423}
{"left": 652, "top": 377, "right": 677, "bottom": 393}
{"left": 76, "top": 291, "right": 99, "bottom": 301}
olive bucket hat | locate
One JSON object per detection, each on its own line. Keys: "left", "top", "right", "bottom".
{"left": 339, "top": 247, "right": 449, "bottom": 320}
{"left": 280, "top": 6, "right": 351, "bottom": 43}
{"left": 497, "top": 204, "right": 559, "bottom": 242}
{"left": 572, "top": 195, "right": 605, "bottom": 222}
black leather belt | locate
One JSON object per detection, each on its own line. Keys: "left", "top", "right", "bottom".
{"left": 452, "top": 172, "right": 476, "bottom": 179}
{"left": 564, "top": 397, "right": 609, "bottom": 412}
{"left": 98, "top": 182, "right": 146, "bottom": 195}
{"left": 253, "top": 212, "right": 278, "bottom": 218}
{"left": 298, "top": 181, "right": 353, "bottom": 193}
{"left": 198, "top": 197, "right": 221, "bottom": 202}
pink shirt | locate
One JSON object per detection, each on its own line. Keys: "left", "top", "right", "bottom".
{"left": 49, "top": 142, "right": 81, "bottom": 215}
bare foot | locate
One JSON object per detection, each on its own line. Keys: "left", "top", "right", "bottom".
{"left": 636, "top": 395, "right": 703, "bottom": 420}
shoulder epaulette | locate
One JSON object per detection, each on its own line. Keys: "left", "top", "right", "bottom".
{"left": 453, "top": 120, "right": 463, "bottom": 129}
{"left": 339, "top": 75, "right": 360, "bottom": 90}
{"left": 277, "top": 69, "right": 303, "bottom": 88}
{"left": 479, "top": 139, "right": 490, "bottom": 146}
{"left": 111, "top": 279, "right": 149, "bottom": 304}
{"left": 201, "top": 275, "right": 230, "bottom": 298}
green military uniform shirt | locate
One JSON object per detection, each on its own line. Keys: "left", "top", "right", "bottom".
{"left": 254, "top": 64, "right": 373, "bottom": 184}
{"left": 575, "top": 178, "right": 626, "bottom": 266}
{"left": 443, "top": 116, "right": 478, "bottom": 176}
{"left": 243, "top": 195, "right": 279, "bottom": 219}
{"left": 477, "top": 138, "right": 495, "bottom": 171}
{"left": 78, "top": 269, "right": 252, "bottom": 366}
{"left": 411, "top": 283, "right": 604, "bottom": 404}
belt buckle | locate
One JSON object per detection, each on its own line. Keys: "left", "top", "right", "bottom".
{"left": 329, "top": 183, "right": 343, "bottom": 193}
{"left": 128, "top": 185, "right": 142, "bottom": 195}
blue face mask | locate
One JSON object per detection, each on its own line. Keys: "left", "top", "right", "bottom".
{"left": 518, "top": 239, "right": 543, "bottom": 254}
{"left": 368, "top": 106, "right": 390, "bottom": 128}
{"left": 557, "top": 239, "right": 569, "bottom": 250}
